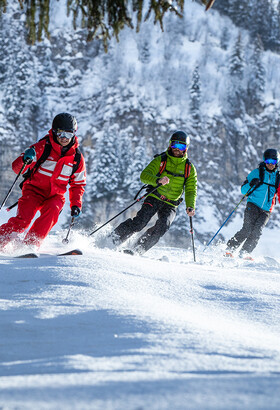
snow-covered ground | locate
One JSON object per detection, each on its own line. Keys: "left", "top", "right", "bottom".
{"left": 1, "top": 226, "right": 280, "bottom": 409}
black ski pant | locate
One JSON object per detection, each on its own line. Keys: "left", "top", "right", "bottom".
{"left": 226, "top": 202, "right": 270, "bottom": 254}
{"left": 113, "top": 196, "right": 176, "bottom": 254}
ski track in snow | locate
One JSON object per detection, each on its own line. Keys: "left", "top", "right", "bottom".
{"left": 0, "top": 235, "right": 280, "bottom": 409}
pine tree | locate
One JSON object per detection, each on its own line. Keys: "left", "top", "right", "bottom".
{"left": 90, "top": 126, "right": 121, "bottom": 199}
{"left": 126, "top": 144, "right": 148, "bottom": 197}
{"left": 267, "top": 1, "right": 280, "bottom": 52}
{"left": 220, "top": 26, "right": 230, "bottom": 50}
{"left": 246, "top": 36, "right": 265, "bottom": 115}
{"left": 189, "top": 65, "right": 201, "bottom": 128}
{"left": 138, "top": 38, "right": 151, "bottom": 64}
{"left": 118, "top": 130, "right": 133, "bottom": 194}
{"left": 227, "top": 33, "right": 246, "bottom": 118}
{"left": 214, "top": 0, "right": 280, "bottom": 52}
{"left": 249, "top": 0, "right": 272, "bottom": 49}
{"left": 1, "top": 17, "right": 41, "bottom": 148}
{"left": 229, "top": 33, "right": 244, "bottom": 79}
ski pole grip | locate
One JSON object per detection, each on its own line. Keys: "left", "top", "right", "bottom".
{"left": 23, "top": 158, "right": 32, "bottom": 165}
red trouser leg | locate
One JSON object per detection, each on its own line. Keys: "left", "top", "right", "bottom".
{"left": 24, "top": 195, "right": 65, "bottom": 247}
{"left": 0, "top": 190, "right": 43, "bottom": 248}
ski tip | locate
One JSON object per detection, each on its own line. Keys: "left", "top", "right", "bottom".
{"left": 123, "top": 249, "right": 135, "bottom": 256}
{"left": 58, "top": 249, "right": 83, "bottom": 256}
{"left": 15, "top": 253, "right": 39, "bottom": 259}
{"left": 243, "top": 256, "right": 254, "bottom": 261}
{"left": 224, "top": 252, "right": 234, "bottom": 258}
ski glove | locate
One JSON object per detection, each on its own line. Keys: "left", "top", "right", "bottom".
{"left": 249, "top": 178, "right": 260, "bottom": 187}
{"left": 71, "top": 206, "right": 81, "bottom": 218}
{"left": 23, "top": 147, "right": 36, "bottom": 163}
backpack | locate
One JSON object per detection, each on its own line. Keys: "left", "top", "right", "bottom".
{"left": 134, "top": 152, "right": 192, "bottom": 204}
{"left": 7, "top": 136, "right": 81, "bottom": 211}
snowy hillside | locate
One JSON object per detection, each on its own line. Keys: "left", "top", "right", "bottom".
{"left": 1, "top": 230, "right": 280, "bottom": 409}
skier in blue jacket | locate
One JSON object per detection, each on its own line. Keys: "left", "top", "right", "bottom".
{"left": 226, "top": 149, "right": 280, "bottom": 258}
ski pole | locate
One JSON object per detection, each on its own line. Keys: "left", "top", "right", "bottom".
{"left": 6, "top": 201, "right": 19, "bottom": 212}
{"left": 89, "top": 184, "right": 162, "bottom": 236}
{"left": 62, "top": 217, "right": 75, "bottom": 244}
{"left": 205, "top": 185, "right": 258, "bottom": 248}
{"left": 189, "top": 216, "right": 196, "bottom": 262}
{"left": 205, "top": 0, "right": 216, "bottom": 12}
{"left": 0, "top": 161, "right": 27, "bottom": 213}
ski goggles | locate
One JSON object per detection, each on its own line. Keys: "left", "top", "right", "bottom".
{"left": 170, "top": 141, "right": 187, "bottom": 151}
{"left": 56, "top": 130, "right": 74, "bottom": 140}
{"left": 265, "top": 158, "right": 277, "bottom": 165}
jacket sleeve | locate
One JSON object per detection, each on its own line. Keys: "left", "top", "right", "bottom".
{"left": 184, "top": 164, "right": 197, "bottom": 209}
{"left": 69, "top": 154, "right": 86, "bottom": 209}
{"left": 140, "top": 157, "right": 161, "bottom": 186}
{"left": 241, "top": 169, "right": 259, "bottom": 195}
{"left": 277, "top": 185, "right": 280, "bottom": 204}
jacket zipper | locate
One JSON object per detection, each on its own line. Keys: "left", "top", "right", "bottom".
{"left": 261, "top": 173, "right": 271, "bottom": 208}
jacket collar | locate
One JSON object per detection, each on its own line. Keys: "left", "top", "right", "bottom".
{"left": 48, "top": 129, "right": 79, "bottom": 157}
{"left": 166, "top": 148, "right": 188, "bottom": 163}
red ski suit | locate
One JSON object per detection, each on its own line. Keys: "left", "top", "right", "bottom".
{"left": 0, "top": 131, "right": 86, "bottom": 248}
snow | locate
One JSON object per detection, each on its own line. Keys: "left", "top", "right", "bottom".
{"left": 1, "top": 228, "right": 280, "bottom": 409}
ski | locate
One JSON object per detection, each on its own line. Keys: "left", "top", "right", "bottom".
{"left": 15, "top": 253, "right": 39, "bottom": 258}
{"left": 10, "top": 249, "right": 83, "bottom": 259}
{"left": 122, "top": 249, "right": 135, "bottom": 256}
{"left": 57, "top": 249, "right": 83, "bottom": 256}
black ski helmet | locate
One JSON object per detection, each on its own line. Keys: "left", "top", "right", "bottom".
{"left": 263, "top": 148, "right": 280, "bottom": 163}
{"left": 52, "top": 113, "right": 78, "bottom": 133}
{"left": 170, "top": 130, "right": 190, "bottom": 148}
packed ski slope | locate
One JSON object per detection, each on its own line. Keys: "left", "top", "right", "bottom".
{"left": 0, "top": 230, "right": 280, "bottom": 409}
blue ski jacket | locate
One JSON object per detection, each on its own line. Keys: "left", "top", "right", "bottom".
{"left": 241, "top": 165, "right": 280, "bottom": 212}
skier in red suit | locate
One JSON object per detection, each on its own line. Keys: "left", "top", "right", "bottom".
{"left": 0, "top": 113, "right": 86, "bottom": 250}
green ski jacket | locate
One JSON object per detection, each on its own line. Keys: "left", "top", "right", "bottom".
{"left": 140, "top": 150, "right": 197, "bottom": 209}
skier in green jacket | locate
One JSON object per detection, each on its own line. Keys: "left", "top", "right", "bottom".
{"left": 113, "top": 131, "right": 197, "bottom": 255}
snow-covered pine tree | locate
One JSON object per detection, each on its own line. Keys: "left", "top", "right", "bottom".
{"left": 246, "top": 36, "right": 265, "bottom": 116}
{"left": 220, "top": 26, "right": 230, "bottom": 50}
{"left": 227, "top": 32, "right": 246, "bottom": 118}
{"left": 216, "top": 0, "right": 279, "bottom": 52}
{"left": 189, "top": 66, "right": 201, "bottom": 129}
{"left": 89, "top": 126, "right": 121, "bottom": 200}
{"left": 118, "top": 129, "right": 133, "bottom": 198}
{"left": 126, "top": 144, "right": 148, "bottom": 198}
{"left": 249, "top": 0, "right": 272, "bottom": 50}
{"left": 138, "top": 37, "right": 151, "bottom": 64}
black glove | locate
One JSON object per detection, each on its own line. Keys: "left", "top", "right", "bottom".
{"left": 249, "top": 178, "right": 260, "bottom": 187}
{"left": 71, "top": 206, "right": 80, "bottom": 218}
